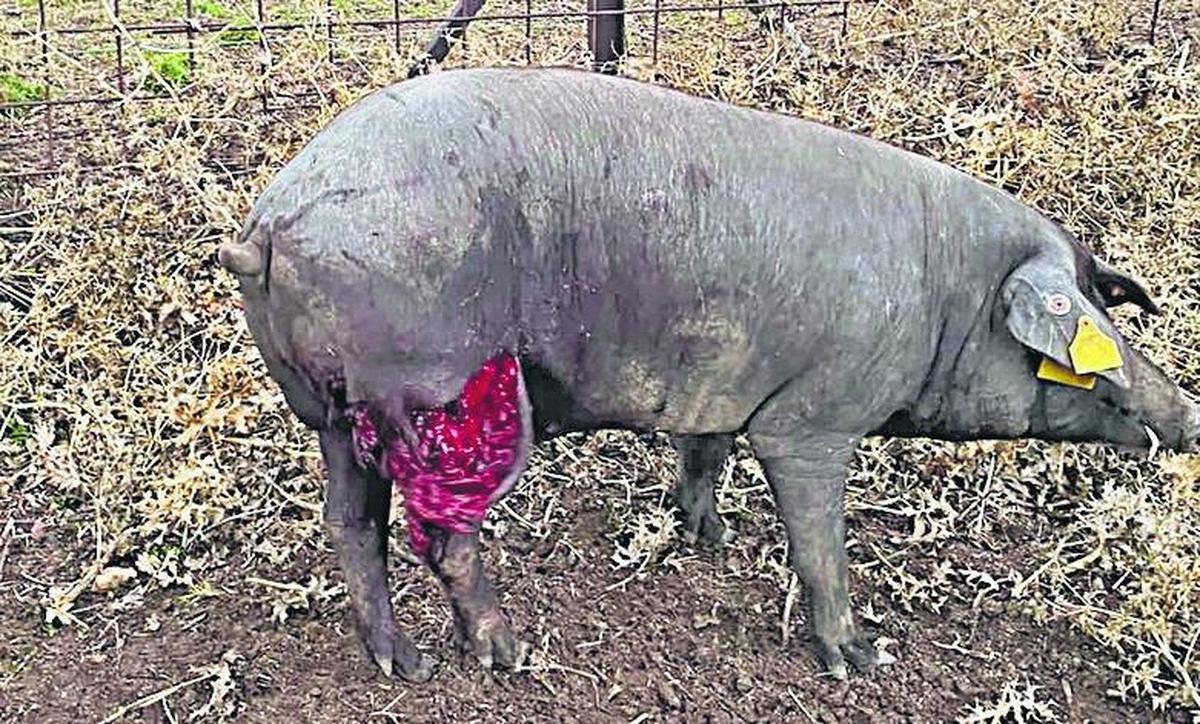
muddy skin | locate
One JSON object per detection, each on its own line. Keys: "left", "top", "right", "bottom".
{"left": 221, "top": 68, "right": 1200, "bottom": 684}
{"left": 319, "top": 426, "right": 435, "bottom": 682}
{"left": 426, "top": 531, "right": 530, "bottom": 670}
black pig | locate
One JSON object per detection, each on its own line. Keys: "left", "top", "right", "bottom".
{"left": 219, "top": 68, "right": 1199, "bottom": 681}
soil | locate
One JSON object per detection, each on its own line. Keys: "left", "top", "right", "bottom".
{"left": 3, "top": 1, "right": 1199, "bottom": 721}
{"left": 0, "top": 483, "right": 1183, "bottom": 723}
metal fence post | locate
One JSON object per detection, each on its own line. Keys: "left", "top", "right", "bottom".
{"left": 325, "top": 0, "right": 335, "bottom": 64}
{"left": 256, "top": 0, "right": 268, "bottom": 112}
{"left": 587, "top": 0, "right": 625, "bottom": 74}
{"left": 185, "top": 0, "right": 196, "bottom": 73}
{"left": 113, "top": 0, "right": 126, "bottom": 95}
{"left": 651, "top": 0, "right": 661, "bottom": 66}
{"left": 524, "top": 0, "right": 532, "bottom": 64}
{"left": 393, "top": 0, "right": 402, "bottom": 52}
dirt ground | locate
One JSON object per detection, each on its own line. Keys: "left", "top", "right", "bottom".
{"left": 0, "top": 436, "right": 1190, "bottom": 723}
{"left": 0, "top": 498, "right": 1172, "bottom": 723}
{"left": 2, "top": 0, "right": 1199, "bottom": 722}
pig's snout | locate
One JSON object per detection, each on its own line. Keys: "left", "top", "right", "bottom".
{"left": 1185, "top": 399, "right": 1200, "bottom": 453}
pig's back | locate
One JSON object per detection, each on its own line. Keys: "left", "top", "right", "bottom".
{"left": 241, "top": 68, "right": 1018, "bottom": 429}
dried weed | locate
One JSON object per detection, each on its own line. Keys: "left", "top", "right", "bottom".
{"left": 1, "top": 0, "right": 1197, "bottom": 714}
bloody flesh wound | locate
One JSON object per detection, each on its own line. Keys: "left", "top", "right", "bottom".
{"left": 349, "top": 353, "right": 522, "bottom": 558}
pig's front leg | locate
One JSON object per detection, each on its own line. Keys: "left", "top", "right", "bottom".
{"left": 748, "top": 431, "right": 895, "bottom": 680}
{"left": 671, "top": 433, "right": 734, "bottom": 545}
{"left": 426, "top": 530, "right": 530, "bottom": 670}
{"left": 319, "top": 427, "right": 436, "bottom": 682}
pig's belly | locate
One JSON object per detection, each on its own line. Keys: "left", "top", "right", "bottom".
{"left": 340, "top": 346, "right": 767, "bottom": 559}
{"left": 544, "top": 350, "right": 780, "bottom": 436}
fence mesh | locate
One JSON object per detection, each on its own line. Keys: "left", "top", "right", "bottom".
{"left": 0, "top": 0, "right": 897, "bottom": 179}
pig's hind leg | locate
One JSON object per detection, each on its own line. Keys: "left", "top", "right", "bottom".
{"left": 670, "top": 433, "right": 734, "bottom": 545}
{"left": 425, "top": 529, "right": 531, "bottom": 670}
{"left": 388, "top": 352, "right": 532, "bottom": 671}
{"left": 319, "top": 426, "right": 436, "bottom": 682}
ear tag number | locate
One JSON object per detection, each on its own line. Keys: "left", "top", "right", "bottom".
{"left": 1068, "top": 315, "right": 1123, "bottom": 374}
{"left": 1037, "top": 357, "right": 1096, "bottom": 390}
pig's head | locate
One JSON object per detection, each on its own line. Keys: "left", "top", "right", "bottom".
{"left": 999, "top": 247, "right": 1199, "bottom": 452}
{"left": 911, "top": 241, "right": 1199, "bottom": 454}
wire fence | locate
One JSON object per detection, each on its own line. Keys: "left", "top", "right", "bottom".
{"left": 0, "top": 0, "right": 1170, "bottom": 180}
{"left": 2, "top": 0, "right": 866, "bottom": 104}
{"left": 0, "top": 0, "right": 875, "bottom": 179}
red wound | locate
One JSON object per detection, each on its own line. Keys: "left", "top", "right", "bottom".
{"left": 348, "top": 354, "right": 523, "bottom": 558}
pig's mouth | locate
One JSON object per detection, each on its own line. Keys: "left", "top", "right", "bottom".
{"left": 1140, "top": 407, "right": 1200, "bottom": 454}
{"left": 1091, "top": 390, "right": 1194, "bottom": 454}
{"left": 1114, "top": 420, "right": 1188, "bottom": 457}
{"left": 1103, "top": 426, "right": 1165, "bottom": 459}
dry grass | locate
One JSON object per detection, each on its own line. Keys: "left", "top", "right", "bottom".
{"left": 1, "top": 0, "right": 1198, "bottom": 717}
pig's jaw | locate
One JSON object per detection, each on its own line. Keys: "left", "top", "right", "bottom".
{"left": 347, "top": 353, "right": 527, "bottom": 558}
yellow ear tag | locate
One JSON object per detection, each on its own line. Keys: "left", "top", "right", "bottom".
{"left": 1068, "top": 315, "right": 1123, "bottom": 374}
{"left": 1037, "top": 357, "right": 1096, "bottom": 390}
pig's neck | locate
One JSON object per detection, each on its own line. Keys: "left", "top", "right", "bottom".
{"left": 880, "top": 288, "right": 1040, "bottom": 443}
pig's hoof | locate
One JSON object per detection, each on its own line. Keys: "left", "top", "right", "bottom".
{"left": 375, "top": 650, "right": 437, "bottom": 683}
{"left": 816, "top": 635, "right": 892, "bottom": 680}
{"left": 371, "top": 648, "right": 438, "bottom": 683}
{"left": 365, "top": 630, "right": 436, "bottom": 683}
{"left": 683, "top": 511, "right": 729, "bottom": 547}
{"left": 399, "top": 652, "right": 438, "bottom": 683}
{"left": 458, "top": 620, "right": 530, "bottom": 671}
{"left": 474, "top": 638, "right": 531, "bottom": 672}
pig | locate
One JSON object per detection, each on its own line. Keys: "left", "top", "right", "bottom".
{"left": 217, "top": 67, "right": 1200, "bottom": 682}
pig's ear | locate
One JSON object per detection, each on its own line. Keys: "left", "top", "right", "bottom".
{"left": 1094, "top": 259, "right": 1161, "bottom": 315}
{"left": 1000, "top": 255, "right": 1131, "bottom": 389}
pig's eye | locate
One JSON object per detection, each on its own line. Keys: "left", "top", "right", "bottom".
{"left": 1097, "top": 282, "right": 1127, "bottom": 305}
